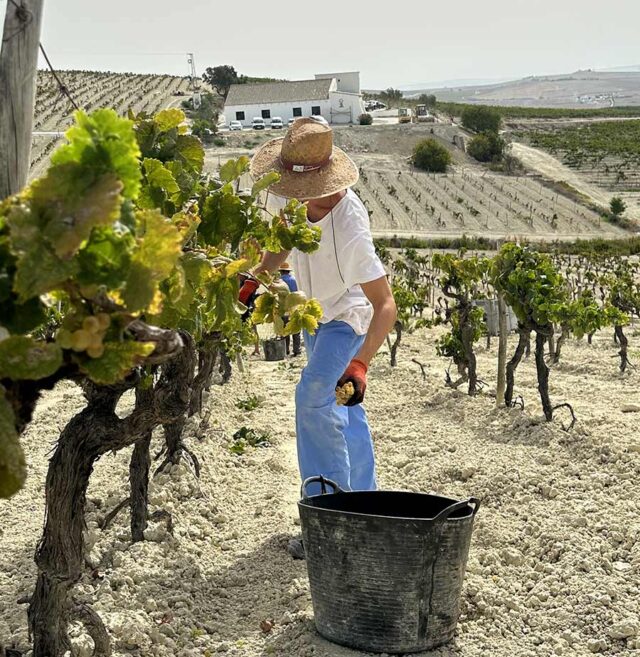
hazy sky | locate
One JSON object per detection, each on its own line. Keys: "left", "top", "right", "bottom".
{"left": 29, "top": 0, "right": 640, "bottom": 89}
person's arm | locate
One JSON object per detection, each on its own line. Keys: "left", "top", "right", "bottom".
{"left": 253, "top": 250, "right": 290, "bottom": 276}
{"left": 336, "top": 275, "right": 396, "bottom": 406}
{"left": 356, "top": 275, "right": 397, "bottom": 365}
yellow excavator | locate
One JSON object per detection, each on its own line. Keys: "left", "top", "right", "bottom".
{"left": 398, "top": 108, "right": 412, "bottom": 124}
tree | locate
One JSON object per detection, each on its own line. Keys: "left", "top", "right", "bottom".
{"left": 461, "top": 106, "right": 502, "bottom": 133}
{"left": 380, "top": 87, "right": 403, "bottom": 107}
{"left": 359, "top": 113, "right": 373, "bottom": 125}
{"left": 412, "top": 138, "right": 452, "bottom": 173}
{"left": 202, "top": 65, "right": 243, "bottom": 99}
{"left": 417, "top": 93, "right": 437, "bottom": 108}
{"left": 467, "top": 132, "right": 505, "bottom": 163}
{"left": 610, "top": 196, "right": 627, "bottom": 218}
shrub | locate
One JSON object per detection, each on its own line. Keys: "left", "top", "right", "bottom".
{"left": 610, "top": 196, "right": 627, "bottom": 217}
{"left": 461, "top": 106, "right": 502, "bottom": 133}
{"left": 467, "top": 132, "right": 505, "bottom": 162}
{"left": 412, "top": 138, "right": 452, "bottom": 172}
{"left": 191, "top": 118, "right": 217, "bottom": 143}
{"left": 358, "top": 113, "right": 373, "bottom": 125}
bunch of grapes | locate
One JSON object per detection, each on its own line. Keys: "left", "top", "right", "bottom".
{"left": 56, "top": 313, "right": 111, "bottom": 358}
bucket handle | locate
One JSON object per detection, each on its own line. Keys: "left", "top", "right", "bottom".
{"left": 433, "top": 497, "right": 481, "bottom": 523}
{"left": 301, "top": 476, "right": 342, "bottom": 499}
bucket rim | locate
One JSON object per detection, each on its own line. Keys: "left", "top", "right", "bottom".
{"left": 298, "top": 488, "right": 479, "bottom": 523}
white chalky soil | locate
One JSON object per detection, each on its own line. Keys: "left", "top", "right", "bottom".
{"left": 1, "top": 329, "right": 639, "bottom": 657}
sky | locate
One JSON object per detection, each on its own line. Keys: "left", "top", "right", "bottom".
{"left": 28, "top": 0, "right": 640, "bottom": 90}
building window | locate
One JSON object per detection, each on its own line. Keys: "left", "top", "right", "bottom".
{"left": 261, "top": 109, "right": 271, "bottom": 119}
{"left": 311, "top": 106, "right": 321, "bottom": 116}
{"left": 235, "top": 111, "right": 245, "bottom": 121}
{"left": 292, "top": 107, "right": 302, "bottom": 117}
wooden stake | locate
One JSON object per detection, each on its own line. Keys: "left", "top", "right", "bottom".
{"left": 0, "top": 0, "right": 45, "bottom": 198}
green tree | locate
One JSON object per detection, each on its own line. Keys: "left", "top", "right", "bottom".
{"left": 461, "top": 106, "right": 502, "bottom": 133}
{"left": 417, "top": 93, "right": 437, "bottom": 107}
{"left": 610, "top": 196, "right": 627, "bottom": 217}
{"left": 412, "top": 138, "right": 452, "bottom": 173}
{"left": 467, "top": 131, "right": 505, "bottom": 162}
{"left": 380, "top": 87, "right": 403, "bottom": 107}
{"left": 202, "top": 65, "right": 244, "bottom": 99}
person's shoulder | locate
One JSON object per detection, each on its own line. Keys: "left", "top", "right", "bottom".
{"left": 338, "top": 189, "right": 370, "bottom": 227}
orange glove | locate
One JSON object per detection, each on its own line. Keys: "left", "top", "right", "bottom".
{"left": 336, "top": 359, "right": 368, "bottom": 406}
{"left": 239, "top": 279, "right": 259, "bottom": 306}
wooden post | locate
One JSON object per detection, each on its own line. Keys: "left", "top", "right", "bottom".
{"left": 0, "top": 0, "right": 45, "bottom": 198}
{"left": 496, "top": 294, "right": 508, "bottom": 407}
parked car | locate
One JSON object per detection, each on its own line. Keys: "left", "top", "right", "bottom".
{"left": 271, "top": 117, "right": 284, "bottom": 129}
{"left": 229, "top": 121, "right": 243, "bottom": 131}
{"left": 252, "top": 117, "right": 266, "bottom": 130}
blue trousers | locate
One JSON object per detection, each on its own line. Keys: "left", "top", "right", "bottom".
{"left": 295, "top": 320, "right": 377, "bottom": 494}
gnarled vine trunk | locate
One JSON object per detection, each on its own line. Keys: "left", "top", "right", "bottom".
{"left": 505, "top": 326, "right": 530, "bottom": 407}
{"left": 460, "top": 303, "right": 478, "bottom": 396}
{"left": 553, "top": 326, "right": 569, "bottom": 364}
{"left": 615, "top": 325, "right": 629, "bottom": 372}
{"left": 29, "top": 343, "right": 185, "bottom": 656}
{"left": 535, "top": 331, "right": 554, "bottom": 421}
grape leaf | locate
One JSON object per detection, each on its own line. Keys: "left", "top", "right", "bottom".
{"left": 39, "top": 172, "right": 124, "bottom": 258}
{"left": 12, "top": 241, "right": 76, "bottom": 301}
{"left": 143, "top": 158, "right": 180, "bottom": 195}
{"left": 251, "top": 172, "right": 280, "bottom": 197}
{"left": 219, "top": 157, "right": 249, "bottom": 183}
{"left": 0, "top": 392, "right": 26, "bottom": 499}
{"left": 122, "top": 210, "right": 182, "bottom": 311}
{"left": 76, "top": 226, "right": 134, "bottom": 288}
{"left": 52, "top": 109, "right": 141, "bottom": 200}
{"left": 175, "top": 135, "right": 205, "bottom": 173}
{"left": 0, "top": 336, "right": 62, "bottom": 380}
{"left": 199, "top": 189, "right": 247, "bottom": 248}
{"left": 78, "top": 341, "right": 155, "bottom": 385}
{"left": 154, "top": 108, "right": 185, "bottom": 132}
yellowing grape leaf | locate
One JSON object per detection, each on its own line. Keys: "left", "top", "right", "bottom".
{"left": 122, "top": 210, "right": 182, "bottom": 312}
{"left": 40, "top": 172, "right": 124, "bottom": 258}
{"left": 79, "top": 341, "right": 155, "bottom": 385}
{"left": 223, "top": 258, "right": 250, "bottom": 278}
{"left": 0, "top": 337, "right": 62, "bottom": 380}
{"left": 143, "top": 158, "right": 180, "bottom": 195}
{"left": 52, "top": 109, "right": 142, "bottom": 200}
{"left": 12, "top": 242, "right": 76, "bottom": 301}
{"left": 154, "top": 108, "right": 186, "bottom": 132}
{"left": 0, "top": 392, "right": 26, "bottom": 499}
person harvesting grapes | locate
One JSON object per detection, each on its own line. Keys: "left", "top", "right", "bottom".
{"left": 240, "top": 117, "right": 396, "bottom": 499}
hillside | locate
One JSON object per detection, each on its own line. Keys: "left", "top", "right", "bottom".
{"left": 407, "top": 70, "right": 640, "bottom": 109}
{"left": 29, "top": 70, "right": 192, "bottom": 180}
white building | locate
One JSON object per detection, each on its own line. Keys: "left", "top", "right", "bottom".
{"left": 223, "top": 73, "right": 365, "bottom": 128}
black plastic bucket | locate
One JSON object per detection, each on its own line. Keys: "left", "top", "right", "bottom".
{"left": 263, "top": 337, "right": 286, "bottom": 361}
{"left": 298, "top": 476, "right": 480, "bottom": 654}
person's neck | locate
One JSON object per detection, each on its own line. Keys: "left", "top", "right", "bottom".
{"left": 306, "top": 190, "right": 347, "bottom": 222}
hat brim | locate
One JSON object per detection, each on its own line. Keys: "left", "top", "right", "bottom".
{"left": 249, "top": 137, "right": 359, "bottom": 201}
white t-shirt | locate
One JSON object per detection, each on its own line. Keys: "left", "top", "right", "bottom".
{"left": 268, "top": 189, "right": 386, "bottom": 335}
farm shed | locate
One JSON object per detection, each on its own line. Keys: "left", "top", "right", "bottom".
{"left": 223, "top": 73, "right": 365, "bottom": 128}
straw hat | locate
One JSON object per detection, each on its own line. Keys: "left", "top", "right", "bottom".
{"left": 279, "top": 262, "right": 292, "bottom": 271}
{"left": 249, "top": 117, "right": 359, "bottom": 200}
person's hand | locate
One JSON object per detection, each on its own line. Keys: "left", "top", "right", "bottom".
{"left": 336, "top": 359, "right": 368, "bottom": 406}
{"left": 239, "top": 279, "right": 259, "bottom": 306}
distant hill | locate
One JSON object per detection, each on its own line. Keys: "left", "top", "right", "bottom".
{"left": 402, "top": 69, "right": 640, "bottom": 109}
